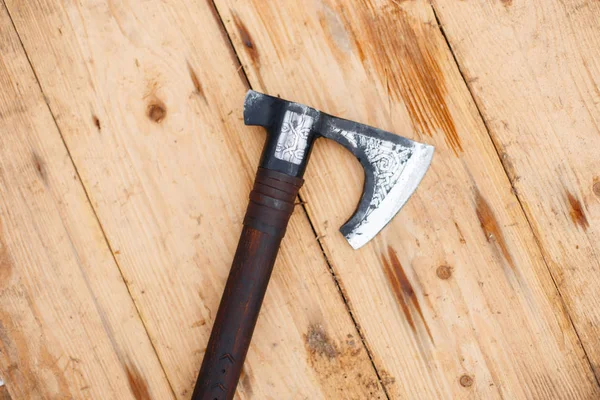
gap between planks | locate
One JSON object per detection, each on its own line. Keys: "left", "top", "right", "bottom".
{"left": 0, "top": 2, "right": 179, "bottom": 398}
{"left": 429, "top": 2, "right": 600, "bottom": 388}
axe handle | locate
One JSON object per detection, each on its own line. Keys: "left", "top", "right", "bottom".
{"left": 192, "top": 168, "right": 303, "bottom": 400}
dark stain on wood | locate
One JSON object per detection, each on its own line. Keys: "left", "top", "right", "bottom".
{"left": 239, "top": 366, "right": 254, "bottom": 398}
{"left": 233, "top": 14, "right": 259, "bottom": 64}
{"left": 566, "top": 191, "right": 589, "bottom": 231}
{"left": 500, "top": 152, "right": 518, "bottom": 183}
{"left": 191, "top": 319, "right": 206, "bottom": 328}
{"left": 382, "top": 250, "right": 415, "bottom": 332}
{"left": 593, "top": 180, "right": 600, "bottom": 197}
{"left": 92, "top": 115, "right": 101, "bottom": 131}
{"left": 388, "top": 247, "right": 433, "bottom": 342}
{"left": 0, "top": 233, "right": 12, "bottom": 293}
{"left": 231, "top": 13, "right": 266, "bottom": 89}
{"left": 0, "top": 225, "right": 13, "bottom": 293}
{"left": 454, "top": 221, "right": 466, "bottom": 244}
{"left": 436, "top": 265, "right": 452, "bottom": 280}
{"left": 31, "top": 152, "right": 47, "bottom": 183}
{"left": 347, "top": 5, "right": 462, "bottom": 155}
{"left": 353, "top": 35, "right": 366, "bottom": 63}
{"left": 475, "top": 190, "right": 516, "bottom": 270}
{"left": 501, "top": 0, "right": 513, "bottom": 7}
{"left": 382, "top": 246, "right": 433, "bottom": 342}
{"left": 460, "top": 374, "right": 474, "bottom": 387}
{"left": 0, "top": 384, "right": 12, "bottom": 399}
{"left": 143, "top": 79, "right": 167, "bottom": 125}
{"left": 305, "top": 324, "right": 338, "bottom": 359}
{"left": 303, "top": 322, "right": 382, "bottom": 397}
{"left": 124, "top": 362, "right": 151, "bottom": 400}
{"left": 186, "top": 61, "right": 206, "bottom": 100}
{"left": 380, "top": 370, "right": 396, "bottom": 386}
{"left": 204, "top": 2, "right": 244, "bottom": 86}
{"left": 388, "top": 248, "right": 414, "bottom": 298}
{"left": 146, "top": 100, "right": 166, "bottom": 123}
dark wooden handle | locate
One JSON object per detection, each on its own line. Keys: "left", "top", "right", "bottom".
{"left": 192, "top": 168, "right": 303, "bottom": 400}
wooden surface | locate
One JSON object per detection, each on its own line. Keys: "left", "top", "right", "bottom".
{"left": 0, "top": 0, "right": 598, "bottom": 399}
{"left": 432, "top": 0, "right": 600, "bottom": 379}
{"left": 0, "top": 5, "right": 174, "bottom": 398}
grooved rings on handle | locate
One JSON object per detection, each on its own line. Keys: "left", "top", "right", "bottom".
{"left": 243, "top": 168, "right": 303, "bottom": 236}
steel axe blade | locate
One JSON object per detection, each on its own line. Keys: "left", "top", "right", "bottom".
{"left": 244, "top": 90, "right": 434, "bottom": 249}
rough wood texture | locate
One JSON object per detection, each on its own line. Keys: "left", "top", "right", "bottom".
{"left": 214, "top": 0, "right": 600, "bottom": 398}
{"left": 2, "top": 0, "right": 383, "bottom": 398}
{"left": 0, "top": 4, "right": 174, "bottom": 399}
{"left": 431, "top": 0, "right": 600, "bottom": 379}
{"left": 2, "top": 0, "right": 599, "bottom": 398}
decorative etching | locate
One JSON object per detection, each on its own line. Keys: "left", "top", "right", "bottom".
{"left": 274, "top": 110, "right": 314, "bottom": 165}
{"left": 338, "top": 129, "right": 413, "bottom": 224}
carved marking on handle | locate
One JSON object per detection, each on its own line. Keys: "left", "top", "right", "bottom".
{"left": 219, "top": 353, "right": 235, "bottom": 364}
{"left": 211, "top": 383, "right": 226, "bottom": 391}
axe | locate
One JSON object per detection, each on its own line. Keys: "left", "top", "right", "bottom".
{"left": 192, "top": 90, "right": 434, "bottom": 399}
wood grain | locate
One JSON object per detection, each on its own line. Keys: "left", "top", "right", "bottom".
{"left": 214, "top": 0, "right": 600, "bottom": 398}
{"left": 0, "top": 4, "right": 174, "bottom": 398}
{"left": 3, "top": 0, "right": 384, "bottom": 398}
{"left": 431, "top": 0, "right": 600, "bottom": 380}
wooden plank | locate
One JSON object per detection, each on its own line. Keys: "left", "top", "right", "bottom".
{"left": 3, "top": 0, "right": 385, "bottom": 398}
{"left": 213, "top": 0, "right": 600, "bottom": 398}
{"left": 0, "top": 4, "right": 174, "bottom": 399}
{"left": 430, "top": 0, "right": 600, "bottom": 380}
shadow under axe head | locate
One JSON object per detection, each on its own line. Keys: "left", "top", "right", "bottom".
{"left": 243, "top": 90, "right": 434, "bottom": 249}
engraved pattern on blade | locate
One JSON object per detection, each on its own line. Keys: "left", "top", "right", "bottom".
{"left": 274, "top": 110, "right": 314, "bottom": 165}
{"left": 338, "top": 129, "right": 413, "bottom": 228}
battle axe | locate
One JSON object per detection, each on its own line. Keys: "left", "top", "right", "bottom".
{"left": 192, "top": 91, "right": 434, "bottom": 399}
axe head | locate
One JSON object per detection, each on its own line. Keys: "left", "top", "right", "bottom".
{"left": 244, "top": 90, "right": 434, "bottom": 249}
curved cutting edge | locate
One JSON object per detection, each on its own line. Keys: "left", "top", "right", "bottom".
{"left": 343, "top": 143, "right": 434, "bottom": 249}
{"left": 242, "top": 90, "right": 435, "bottom": 249}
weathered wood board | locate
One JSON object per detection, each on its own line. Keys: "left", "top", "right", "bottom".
{"left": 214, "top": 0, "right": 600, "bottom": 398}
{"left": 0, "top": 4, "right": 174, "bottom": 398}
{"left": 2, "top": 0, "right": 384, "bottom": 398}
{"left": 431, "top": 0, "right": 600, "bottom": 380}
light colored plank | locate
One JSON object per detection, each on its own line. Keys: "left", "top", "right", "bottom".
{"left": 431, "top": 0, "right": 600, "bottom": 379}
{"left": 0, "top": 4, "right": 174, "bottom": 399}
{"left": 4, "top": 0, "right": 385, "bottom": 398}
{"left": 214, "top": 0, "right": 600, "bottom": 398}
